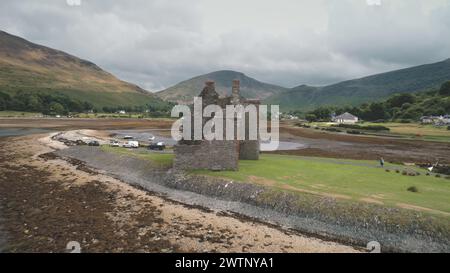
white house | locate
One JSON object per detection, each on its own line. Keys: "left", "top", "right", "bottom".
{"left": 333, "top": 112, "right": 359, "bottom": 124}
{"left": 420, "top": 115, "right": 450, "bottom": 125}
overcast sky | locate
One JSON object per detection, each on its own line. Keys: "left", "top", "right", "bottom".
{"left": 1, "top": 0, "right": 449, "bottom": 91}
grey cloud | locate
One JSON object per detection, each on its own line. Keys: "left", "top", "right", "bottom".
{"left": 0, "top": 0, "right": 449, "bottom": 90}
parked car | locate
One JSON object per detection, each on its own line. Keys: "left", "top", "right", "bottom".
{"left": 148, "top": 142, "right": 166, "bottom": 151}
{"left": 110, "top": 140, "right": 120, "bottom": 147}
{"left": 123, "top": 135, "right": 134, "bottom": 140}
{"left": 148, "top": 134, "right": 156, "bottom": 141}
{"left": 88, "top": 140, "right": 100, "bottom": 146}
{"left": 123, "top": 141, "right": 139, "bottom": 148}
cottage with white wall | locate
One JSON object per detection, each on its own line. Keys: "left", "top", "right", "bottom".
{"left": 332, "top": 112, "right": 359, "bottom": 124}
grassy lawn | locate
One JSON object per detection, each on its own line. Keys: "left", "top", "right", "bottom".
{"left": 194, "top": 154, "right": 450, "bottom": 215}
{"left": 100, "top": 145, "right": 173, "bottom": 168}
{"left": 364, "top": 122, "right": 450, "bottom": 138}
{"left": 0, "top": 111, "right": 43, "bottom": 117}
{"left": 99, "top": 145, "right": 450, "bottom": 216}
{"left": 305, "top": 121, "right": 450, "bottom": 142}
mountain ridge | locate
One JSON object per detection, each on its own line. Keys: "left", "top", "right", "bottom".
{"left": 0, "top": 30, "right": 163, "bottom": 108}
{"left": 156, "top": 70, "right": 288, "bottom": 103}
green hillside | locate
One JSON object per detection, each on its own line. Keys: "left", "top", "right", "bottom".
{"left": 300, "top": 81, "right": 450, "bottom": 123}
{"left": 0, "top": 30, "right": 167, "bottom": 109}
{"left": 156, "top": 70, "right": 287, "bottom": 104}
{"left": 266, "top": 59, "right": 450, "bottom": 111}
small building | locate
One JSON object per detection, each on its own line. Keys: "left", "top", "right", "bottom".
{"left": 420, "top": 116, "right": 434, "bottom": 124}
{"left": 442, "top": 115, "right": 450, "bottom": 124}
{"left": 420, "top": 115, "right": 450, "bottom": 125}
{"left": 333, "top": 112, "right": 359, "bottom": 124}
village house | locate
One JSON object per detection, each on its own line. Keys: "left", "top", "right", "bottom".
{"left": 332, "top": 112, "right": 359, "bottom": 124}
{"left": 420, "top": 115, "right": 450, "bottom": 125}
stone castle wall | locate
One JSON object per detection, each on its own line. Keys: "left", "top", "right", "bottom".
{"left": 239, "top": 140, "right": 260, "bottom": 160}
{"left": 174, "top": 140, "right": 239, "bottom": 171}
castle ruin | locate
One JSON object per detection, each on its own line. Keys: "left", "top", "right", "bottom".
{"left": 173, "top": 80, "right": 260, "bottom": 171}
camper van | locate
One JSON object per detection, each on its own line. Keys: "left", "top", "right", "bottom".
{"left": 123, "top": 141, "right": 139, "bottom": 148}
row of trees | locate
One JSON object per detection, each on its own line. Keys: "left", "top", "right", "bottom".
{"left": 0, "top": 91, "right": 174, "bottom": 117}
{"left": 299, "top": 81, "right": 450, "bottom": 122}
{"left": 0, "top": 91, "right": 94, "bottom": 115}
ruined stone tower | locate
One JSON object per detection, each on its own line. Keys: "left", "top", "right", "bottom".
{"left": 173, "top": 80, "right": 260, "bottom": 171}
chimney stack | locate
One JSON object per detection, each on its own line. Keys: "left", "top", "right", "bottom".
{"left": 205, "top": 80, "right": 215, "bottom": 90}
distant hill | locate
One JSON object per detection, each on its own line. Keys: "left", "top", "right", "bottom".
{"left": 156, "top": 70, "right": 287, "bottom": 104}
{"left": 0, "top": 30, "right": 165, "bottom": 108}
{"left": 266, "top": 58, "right": 450, "bottom": 111}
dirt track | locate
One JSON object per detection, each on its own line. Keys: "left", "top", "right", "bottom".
{"left": 0, "top": 133, "right": 358, "bottom": 253}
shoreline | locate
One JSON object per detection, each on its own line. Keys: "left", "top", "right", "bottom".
{"left": 54, "top": 144, "right": 450, "bottom": 253}
{"left": 0, "top": 132, "right": 359, "bottom": 253}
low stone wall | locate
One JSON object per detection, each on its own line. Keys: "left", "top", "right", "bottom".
{"left": 174, "top": 140, "right": 239, "bottom": 171}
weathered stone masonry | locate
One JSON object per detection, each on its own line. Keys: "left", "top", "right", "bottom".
{"left": 174, "top": 80, "right": 260, "bottom": 171}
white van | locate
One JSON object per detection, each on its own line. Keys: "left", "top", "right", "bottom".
{"left": 123, "top": 141, "right": 139, "bottom": 148}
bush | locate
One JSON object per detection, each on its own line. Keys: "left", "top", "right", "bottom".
{"left": 385, "top": 169, "right": 390, "bottom": 172}
{"left": 407, "top": 186, "right": 418, "bottom": 193}
{"left": 325, "top": 127, "right": 342, "bottom": 132}
{"left": 347, "top": 130, "right": 362, "bottom": 135}
{"left": 402, "top": 170, "right": 408, "bottom": 176}
{"left": 395, "top": 169, "right": 400, "bottom": 173}
{"left": 436, "top": 174, "right": 441, "bottom": 178}
{"left": 337, "top": 124, "right": 389, "bottom": 131}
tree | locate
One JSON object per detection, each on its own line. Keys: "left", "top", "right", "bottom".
{"left": 305, "top": 114, "right": 317, "bottom": 122}
{"left": 311, "top": 107, "right": 332, "bottom": 121}
{"left": 387, "top": 93, "right": 416, "bottom": 108}
{"left": 439, "top": 81, "right": 450, "bottom": 96}
{"left": 363, "top": 102, "right": 388, "bottom": 121}
{"left": 49, "top": 102, "right": 66, "bottom": 115}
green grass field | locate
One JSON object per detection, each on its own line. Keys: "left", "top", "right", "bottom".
{"left": 100, "top": 146, "right": 450, "bottom": 216}
{"left": 100, "top": 146, "right": 173, "bottom": 168}
{"left": 194, "top": 154, "right": 450, "bottom": 216}
{"left": 307, "top": 121, "right": 450, "bottom": 142}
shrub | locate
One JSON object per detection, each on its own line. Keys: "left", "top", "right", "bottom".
{"left": 426, "top": 173, "right": 430, "bottom": 176}
{"left": 395, "top": 169, "right": 400, "bottom": 173}
{"left": 436, "top": 174, "right": 441, "bottom": 178}
{"left": 402, "top": 170, "right": 408, "bottom": 176}
{"left": 325, "top": 127, "right": 342, "bottom": 132}
{"left": 407, "top": 186, "right": 419, "bottom": 193}
{"left": 347, "top": 130, "right": 362, "bottom": 135}
{"left": 385, "top": 169, "right": 390, "bottom": 172}
{"left": 337, "top": 124, "right": 390, "bottom": 131}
